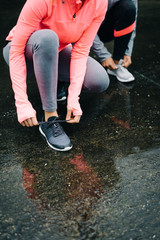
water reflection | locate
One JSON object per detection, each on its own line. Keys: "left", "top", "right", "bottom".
{"left": 0, "top": 1, "right": 160, "bottom": 238}
{"left": 22, "top": 151, "right": 119, "bottom": 221}
{"left": 104, "top": 82, "right": 133, "bottom": 130}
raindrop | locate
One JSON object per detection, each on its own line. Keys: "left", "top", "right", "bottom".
{"left": 132, "top": 146, "right": 140, "bottom": 153}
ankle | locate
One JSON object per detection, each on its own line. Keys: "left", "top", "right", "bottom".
{"left": 45, "top": 111, "right": 58, "bottom": 122}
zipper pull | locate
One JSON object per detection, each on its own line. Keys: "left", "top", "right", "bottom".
{"left": 73, "top": 13, "right": 76, "bottom": 18}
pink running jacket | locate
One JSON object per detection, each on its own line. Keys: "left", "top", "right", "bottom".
{"left": 6, "top": 0, "right": 108, "bottom": 123}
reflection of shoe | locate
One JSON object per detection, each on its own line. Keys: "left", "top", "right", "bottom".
{"left": 107, "top": 60, "right": 135, "bottom": 83}
{"left": 39, "top": 116, "right": 72, "bottom": 151}
{"left": 57, "top": 83, "right": 67, "bottom": 101}
{"left": 118, "top": 81, "right": 134, "bottom": 91}
{"left": 117, "top": 81, "right": 134, "bottom": 96}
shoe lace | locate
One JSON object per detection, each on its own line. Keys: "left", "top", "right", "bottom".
{"left": 118, "top": 65, "right": 126, "bottom": 72}
{"left": 39, "top": 117, "right": 69, "bottom": 137}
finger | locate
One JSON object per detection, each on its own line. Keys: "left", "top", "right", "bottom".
{"left": 126, "top": 60, "right": 132, "bottom": 67}
{"left": 32, "top": 117, "right": 39, "bottom": 126}
{"left": 23, "top": 120, "right": 29, "bottom": 127}
{"left": 102, "top": 62, "right": 107, "bottom": 68}
{"left": 74, "top": 115, "right": 81, "bottom": 123}
{"left": 27, "top": 118, "right": 33, "bottom": 127}
{"left": 122, "top": 59, "right": 126, "bottom": 66}
{"left": 67, "top": 115, "right": 81, "bottom": 124}
{"left": 123, "top": 62, "right": 129, "bottom": 68}
{"left": 67, "top": 119, "right": 77, "bottom": 123}
{"left": 110, "top": 60, "right": 118, "bottom": 70}
{"left": 66, "top": 109, "right": 72, "bottom": 120}
{"left": 125, "top": 63, "right": 129, "bottom": 68}
{"left": 21, "top": 121, "right": 25, "bottom": 127}
{"left": 112, "top": 65, "right": 118, "bottom": 70}
{"left": 110, "top": 64, "right": 117, "bottom": 70}
{"left": 21, "top": 118, "right": 38, "bottom": 127}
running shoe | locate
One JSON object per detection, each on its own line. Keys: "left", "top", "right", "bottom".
{"left": 57, "top": 83, "right": 67, "bottom": 101}
{"left": 107, "top": 60, "right": 135, "bottom": 82}
{"left": 39, "top": 116, "right": 72, "bottom": 151}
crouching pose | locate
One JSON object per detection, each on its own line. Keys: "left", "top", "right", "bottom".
{"left": 92, "top": 0, "right": 138, "bottom": 82}
{"left": 3, "top": 0, "right": 109, "bottom": 151}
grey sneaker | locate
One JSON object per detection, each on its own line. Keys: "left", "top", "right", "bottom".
{"left": 107, "top": 60, "right": 135, "bottom": 82}
{"left": 39, "top": 116, "right": 72, "bottom": 151}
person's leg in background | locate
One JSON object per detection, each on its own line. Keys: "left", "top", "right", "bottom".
{"left": 98, "top": 0, "right": 136, "bottom": 82}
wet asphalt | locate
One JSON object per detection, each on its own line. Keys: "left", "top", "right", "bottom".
{"left": 0, "top": 0, "right": 160, "bottom": 239}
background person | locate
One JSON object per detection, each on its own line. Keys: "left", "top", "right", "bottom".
{"left": 92, "top": 0, "right": 138, "bottom": 83}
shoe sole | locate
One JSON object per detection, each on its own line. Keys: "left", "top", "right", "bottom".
{"left": 57, "top": 96, "right": 67, "bottom": 102}
{"left": 107, "top": 69, "right": 135, "bottom": 83}
{"left": 39, "top": 126, "right": 72, "bottom": 152}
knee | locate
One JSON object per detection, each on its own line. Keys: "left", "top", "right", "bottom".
{"left": 3, "top": 42, "right": 10, "bottom": 65}
{"left": 127, "top": 5, "right": 136, "bottom": 21}
{"left": 94, "top": 70, "right": 110, "bottom": 93}
{"left": 33, "top": 29, "right": 59, "bottom": 54}
{"left": 84, "top": 62, "right": 110, "bottom": 93}
{"left": 122, "top": 1, "right": 136, "bottom": 21}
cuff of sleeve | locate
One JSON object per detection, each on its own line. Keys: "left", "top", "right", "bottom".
{"left": 16, "top": 102, "right": 36, "bottom": 123}
{"left": 125, "top": 48, "right": 132, "bottom": 56}
{"left": 67, "top": 103, "right": 83, "bottom": 116}
{"left": 100, "top": 53, "right": 112, "bottom": 63}
{"left": 73, "top": 108, "right": 83, "bottom": 116}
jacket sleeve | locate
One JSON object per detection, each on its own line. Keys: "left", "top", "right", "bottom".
{"left": 91, "top": 34, "right": 112, "bottom": 62}
{"left": 92, "top": 0, "right": 138, "bottom": 60}
{"left": 67, "top": 0, "right": 108, "bottom": 116}
{"left": 9, "top": 0, "right": 48, "bottom": 123}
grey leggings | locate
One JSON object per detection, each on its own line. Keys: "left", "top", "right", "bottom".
{"left": 3, "top": 29, "right": 110, "bottom": 112}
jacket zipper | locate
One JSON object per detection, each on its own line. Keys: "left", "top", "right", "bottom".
{"left": 73, "top": 13, "right": 76, "bottom": 21}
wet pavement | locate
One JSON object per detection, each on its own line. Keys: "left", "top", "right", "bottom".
{"left": 0, "top": 0, "right": 160, "bottom": 239}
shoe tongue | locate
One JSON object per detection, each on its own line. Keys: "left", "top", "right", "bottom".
{"left": 48, "top": 116, "right": 57, "bottom": 122}
{"left": 47, "top": 116, "right": 62, "bottom": 137}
